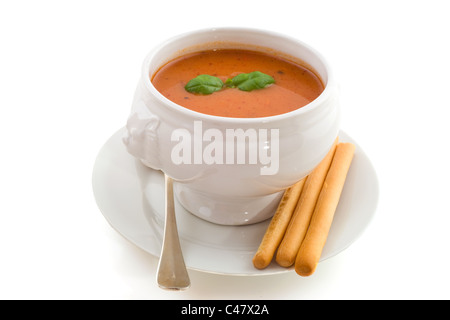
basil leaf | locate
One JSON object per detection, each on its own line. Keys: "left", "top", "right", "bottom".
{"left": 227, "top": 71, "right": 275, "bottom": 91}
{"left": 185, "top": 74, "right": 224, "bottom": 95}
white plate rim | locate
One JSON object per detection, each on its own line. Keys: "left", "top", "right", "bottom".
{"left": 92, "top": 127, "right": 379, "bottom": 276}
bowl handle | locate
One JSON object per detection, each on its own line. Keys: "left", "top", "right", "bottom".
{"left": 123, "top": 100, "right": 161, "bottom": 170}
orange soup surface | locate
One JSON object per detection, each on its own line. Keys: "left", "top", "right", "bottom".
{"left": 151, "top": 49, "right": 324, "bottom": 118}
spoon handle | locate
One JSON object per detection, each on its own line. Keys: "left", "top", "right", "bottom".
{"left": 156, "top": 174, "right": 191, "bottom": 290}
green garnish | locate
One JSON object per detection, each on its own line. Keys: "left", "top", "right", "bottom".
{"left": 185, "top": 71, "right": 275, "bottom": 95}
{"left": 185, "top": 74, "right": 224, "bottom": 95}
{"left": 226, "top": 71, "right": 275, "bottom": 91}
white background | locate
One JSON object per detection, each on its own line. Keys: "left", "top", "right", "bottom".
{"left": 1, "top": 0, "right": 449, "bottom": 300}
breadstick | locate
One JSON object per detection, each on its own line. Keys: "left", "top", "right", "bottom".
{"left": 252, "top": 177, "right": 307, "bottom": 269}
{"left": 295, "top": 142, "right": 355, "bottom": 277}
{"left": 275, "top": 138, "right": 338, "bottom": 267}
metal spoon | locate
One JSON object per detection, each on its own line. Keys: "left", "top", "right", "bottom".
{"left": 156, "top": 174, "right": 190, "bottom": 290}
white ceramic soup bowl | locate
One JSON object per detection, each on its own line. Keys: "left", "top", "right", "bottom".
{"left": 123, "top": 27, "right": 340, "bottom": 225}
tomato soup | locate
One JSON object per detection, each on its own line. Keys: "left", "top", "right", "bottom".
{"left": 151, "top": 49, "right": 324, "bottom": 118}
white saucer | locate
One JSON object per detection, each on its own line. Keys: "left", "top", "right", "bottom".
{"left": 92, "top": 127, "right": 379, "bottom": 275}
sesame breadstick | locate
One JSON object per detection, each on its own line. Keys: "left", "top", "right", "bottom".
{"left": 275, "top": 138, "right": 338, "bottom": 267}
{"left": 295, "top": 142, "right": 355, "bottom": 276}
{"left": 252, "top": 177, "right": 307, "bottom": 269}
